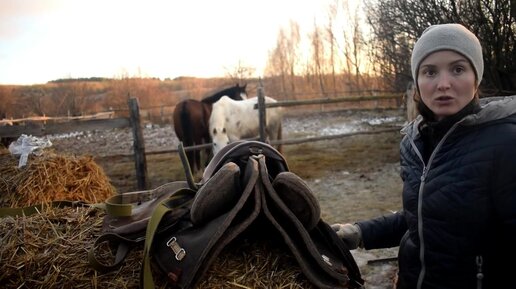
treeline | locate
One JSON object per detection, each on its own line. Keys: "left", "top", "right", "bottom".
{"left": 264, "top": 0, "right": 516, "bottom": 96}
{"left": 0, "top": 74, "right": 389, "bottom": 120}
{"left": 49, "top": 77, "right": 111, "bottom": 83}
{"left": 0, "top": 77, "right": 238, "bottom": 119}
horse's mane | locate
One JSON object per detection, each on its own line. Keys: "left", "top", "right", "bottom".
{"left": 201, "top": 84, "right": 246, "bottom": 104}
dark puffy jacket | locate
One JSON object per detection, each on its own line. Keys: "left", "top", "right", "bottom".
{"left": 357, "top": 96, "right": 516, "bottom": 289}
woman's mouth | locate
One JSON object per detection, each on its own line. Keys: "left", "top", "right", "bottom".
{"left": 435, "top": 95, "right": 453, "bottom": 102}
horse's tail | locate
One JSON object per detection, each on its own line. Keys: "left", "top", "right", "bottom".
{"left": 180, "top": 102, "right": 193, "bottom": 147}
{"left": 178, "top": 101, "right": 198, "bottom": 172}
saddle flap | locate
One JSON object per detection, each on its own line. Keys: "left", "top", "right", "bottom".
{"left": 257, "top": 156, "right": 360, "bottom": 288}
{"left": 152, "top": 156, "right": 261, "bottom": 289}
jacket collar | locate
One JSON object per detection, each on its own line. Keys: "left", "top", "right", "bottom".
{"left": 402, "top": 95, "right": 516, "bottom": 138}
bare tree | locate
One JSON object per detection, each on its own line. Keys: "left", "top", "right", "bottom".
{"left": 326, "top": 2, "right": 338, "bottom": 96}
{"left": 265, "top": 21, "right": 301, "bottom": 99}
{"left": 309, "top": 24, "right": 328, "bottom": 96}
{"left": 365, "top": 0, "right": 516, "bottom": 95}
{"left": 265, "top": 29, "right": 290, "bottom": 98}
{"left": 224, "top": 60, "right": 256, "bottom": 84}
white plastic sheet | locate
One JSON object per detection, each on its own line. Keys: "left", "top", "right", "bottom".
{"left": 8, "top": 134, "right": 52, "bottom": 168}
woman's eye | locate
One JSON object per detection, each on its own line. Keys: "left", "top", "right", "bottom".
{"left": 424, "top": 69, "right": 436, "bottom": 77}
{"left": 453, "top": 66, "right": 465, "bottom": 74}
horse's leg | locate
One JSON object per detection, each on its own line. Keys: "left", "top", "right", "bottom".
{"left": 193, "top": 139, "right": 201, "bottom": 173}
{"left": 179, "top": 101, "right": 198, "bottom": 173}
{"left": 191, "top": 101, "right": 211, "bottom": 173}
{"left": 192, "top": 123, "right": 202, "bottom": 173}
{"left": 202, "top": 103, "right": 213, "bottom": 167}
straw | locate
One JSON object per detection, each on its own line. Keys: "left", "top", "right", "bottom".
{"left": 0, "top": 206, "right": 316, "bottom": 289}
{"left": 0, "top": 151, "right": 116, "bottom": 207}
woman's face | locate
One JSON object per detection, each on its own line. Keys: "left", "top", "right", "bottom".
{"left": 417, "top": 50, "right": 477, "bottom": 121}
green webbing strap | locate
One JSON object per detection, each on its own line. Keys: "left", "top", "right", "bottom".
{"left": 141, "top": 188, "right": 195, "bottom": 289}
{"left": 178, "top": 142, "right": 198, "bottom": 190}
{"left": 0, "top": 200, "right": 102, "bottom": 218}
{"left": 103, "top": 181, "right": 189, "bottom": 217}
{"left": 103, "top": 190, "right": 155, "bottom": 217}
{"left": 0, "top": 189, "right": 161, "bottom": 218}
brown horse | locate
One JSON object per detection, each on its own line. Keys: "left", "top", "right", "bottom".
{"left": 173, "top": 84, "right": 247, "bottom": 173}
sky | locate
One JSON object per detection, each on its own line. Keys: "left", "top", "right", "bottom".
{"left": 0, "top": 0, "right": 343, "bottom": 85}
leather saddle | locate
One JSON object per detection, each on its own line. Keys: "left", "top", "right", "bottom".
{"left": 89, "top": 140, "right": 364, "bottom": 289}
{"left": 148, "top": 141, "right": 363, "bottom": 288}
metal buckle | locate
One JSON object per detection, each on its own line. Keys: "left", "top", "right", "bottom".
{"left": 321, "top": 254, "right": 333, "bottom": 266}
{"left": 166, "top": 237, "right": 186, "bottom": 261}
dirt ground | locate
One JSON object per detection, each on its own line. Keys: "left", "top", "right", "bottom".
{"left": 44, "top": 108, "right": 406, "bottom": 288}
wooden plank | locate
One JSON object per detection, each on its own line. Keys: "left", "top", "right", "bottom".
{"left": 254, "top": 94, "right": 402, "bottom": 109}
{"left": 128, "top": 97, "right": 148, "bottom": 190}
{"left": 257, "top": 82, "right": 267, "bottom": 142}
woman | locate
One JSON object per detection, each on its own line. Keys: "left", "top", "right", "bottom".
{"left": 332, "top": 23, "right": 516, "bottom": 289}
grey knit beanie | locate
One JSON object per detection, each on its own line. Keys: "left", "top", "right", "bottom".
{"left": 411, "top": 23, "right": 483, "bottom": 86}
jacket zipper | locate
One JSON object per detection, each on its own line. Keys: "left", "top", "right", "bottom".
{"left": 409, "top": 120, "right": 465, "bottom": 289}
{"left": 476, "top": 255, "right": 483, "bottom": 289}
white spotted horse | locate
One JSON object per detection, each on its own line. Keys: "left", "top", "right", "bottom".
{"left": 209, "top": 95, "right": 283, "bottom": 156}
{"left": 172, "top": 84, "right": 247, "bottom": 174}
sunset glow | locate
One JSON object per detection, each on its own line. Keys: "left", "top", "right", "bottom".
{"left": 0, "top": 0, "right": 358, "bottom": 85}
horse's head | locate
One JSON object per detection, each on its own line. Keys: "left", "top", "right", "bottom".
{"left": 230, "top": 83, "right": 247, "bottom": 100}
{"left": 210, "top": 126, "right": 230, "bottom": 156}
{"left": 209, "top": 97, "right": 233, "bottom": 156}
{"left": 201, "top": 83, "right": 247, "bottom": 104}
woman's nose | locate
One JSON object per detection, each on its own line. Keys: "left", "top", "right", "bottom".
{"left": 437, "top": 73, "right": 452, "bottom": 91}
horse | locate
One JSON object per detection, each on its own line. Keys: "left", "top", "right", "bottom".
{"left": 172, "top": 83, "right": 247, "bottom": 173}
{"left": 209, "top": 95, "right": 283, "bottom": 156}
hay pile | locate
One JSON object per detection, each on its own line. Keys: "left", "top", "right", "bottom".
{"left": 0, "top": 150, "right": 116, "bottom": 207}
{"left": 0, "top": 206, "right": 316, "bottom": 289}
{"left": 0, "top": 206, "right": 142, "bottom": 288}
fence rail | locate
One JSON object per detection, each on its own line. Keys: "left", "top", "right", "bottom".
{"left": 0, "top": 111, "right": 115, "bottom": 126}
{"left": 0, "top": 92, "right": 404, "bottom": 190}
{"left": 254, "top": 94, "right": 401, "bottom": 109}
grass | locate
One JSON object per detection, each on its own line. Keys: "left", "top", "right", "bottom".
{"left": 95, "top": 130, "right": 402, "bottom": 194}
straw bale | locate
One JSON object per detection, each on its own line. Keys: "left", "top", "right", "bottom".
{"left": 0, "top": 206, "right": 316, "bottom": 289}
{"left": 0, "top": 206, "right": 143, "bottom": 289}
{"left": 0, "top": 150, "right": 116, "bottom": 207}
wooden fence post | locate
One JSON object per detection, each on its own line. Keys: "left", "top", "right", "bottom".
{"left": 257, "top": 80, "right": 266, "bottom": 142}
{"left": 128, "top": 97, "right": 148, "bottom": 190}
